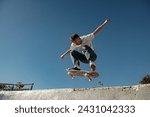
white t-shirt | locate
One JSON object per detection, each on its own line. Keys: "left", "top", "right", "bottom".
{"left": 70, "top": 33, "right": 95, "bottom": 52}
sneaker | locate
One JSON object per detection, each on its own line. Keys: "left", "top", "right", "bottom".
{"left": 70, "top": 67, "right": 80, "bottom": 71}
{"left": 90, "top": 61, "right": 96, "bottom": 71}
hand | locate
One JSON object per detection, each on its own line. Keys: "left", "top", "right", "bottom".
{"left": 60, "top": 54, "right": 65, "bottom": 60}
{"left": 104, "top": 19, "right": 110, "bottom": 23}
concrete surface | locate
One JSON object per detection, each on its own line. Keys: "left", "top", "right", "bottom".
{"left": 0, "top": 84, "right": 150, "bottom": 100}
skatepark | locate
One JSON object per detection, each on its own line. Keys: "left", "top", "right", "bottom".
{"left": 0, "top": 84, "right": 150, "bottom": 100}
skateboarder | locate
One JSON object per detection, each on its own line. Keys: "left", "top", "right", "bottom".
{"left": 60, "top": 19, "right": 110, "bottom": 71}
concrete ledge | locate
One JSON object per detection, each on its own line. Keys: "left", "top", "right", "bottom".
{"left": 0, "top": 84, "right": 150, "bottom": 100}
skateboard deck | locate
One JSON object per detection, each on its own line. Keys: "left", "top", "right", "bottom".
{"left": 66, "top": 68, "right": 99, "bottom": 81}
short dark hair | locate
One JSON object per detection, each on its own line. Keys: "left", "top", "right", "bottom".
{"left": 70, "top": 34, "right": 79, "bottom": 42}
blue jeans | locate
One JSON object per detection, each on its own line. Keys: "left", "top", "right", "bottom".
{"left": 70, "top": 45, "right": 97, "bottom": 67}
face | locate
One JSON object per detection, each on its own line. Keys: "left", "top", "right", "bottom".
{"left": 73, "top": 37, "right": 82, "bottom": 45}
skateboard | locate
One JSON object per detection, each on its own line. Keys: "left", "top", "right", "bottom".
{"left": 66, "top": 68, "right": 99, "bottom": 81}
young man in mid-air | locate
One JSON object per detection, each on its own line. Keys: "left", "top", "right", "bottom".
{"left": 60, "top": 19, "right": 110, "bottom": 71}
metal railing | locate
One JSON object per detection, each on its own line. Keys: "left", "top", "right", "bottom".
{"left": 0, "top": 82, "right": 34, "bottom": 91}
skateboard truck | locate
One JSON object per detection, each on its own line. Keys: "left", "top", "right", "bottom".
{"left": 84, "top": 73, "right": 92, "bottom": 81}
{"left": 68, "top": 71, "right": 75, "bottom": 79}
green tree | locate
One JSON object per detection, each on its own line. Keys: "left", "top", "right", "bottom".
{"left": 139, "top": 74, "right": 150, "bottom": 84}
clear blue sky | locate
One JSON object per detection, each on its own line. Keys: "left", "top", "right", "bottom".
{"left": 0, "top": 0, "right": 150, "bottom": 89}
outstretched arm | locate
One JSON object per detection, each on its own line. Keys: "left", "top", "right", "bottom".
{"left": 93, "top": 19, "right": 110, "bottom": 36}
{"left": 60, "top": 45, "right": 82, "bottom": 60}
{"left": 60, "top": 48, "right": 72, "bottom": 60}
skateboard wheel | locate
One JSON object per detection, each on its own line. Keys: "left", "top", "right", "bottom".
{"left": 68, "top": 72, "right": 74, "bottom": 79}
{"left": 68, "top": 71, "right": 71, "bottom": 75}
{"left": 84, "top": 73, "right": 88, "bottom": 77}
{"left": 88, "top": 78, "right": 92, "bottom": 82}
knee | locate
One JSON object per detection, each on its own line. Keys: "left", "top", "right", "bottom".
{"left": 70, "top": 50, "right": 78, "bottom": 57}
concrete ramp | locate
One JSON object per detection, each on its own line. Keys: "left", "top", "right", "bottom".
{"left": 0, "top": 84, "right": 150, "bottom": 100}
